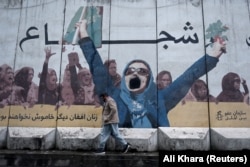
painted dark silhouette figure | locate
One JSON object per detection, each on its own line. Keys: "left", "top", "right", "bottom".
{"left": 217, "top": 72, "right": 249, "bottom": 103}
{"left": 37, "top": 47, "right": 62, "bottom": 107}
{"left": 182, "top": 79, "right": 217, "bottom": 104}
{"left": 0, "top": 64, "right": 24, "bottom": 108}
{"left": 156, "top": 70, "right": 172, "bottom": 90}
{"left": 104, "top": 59, "right": 121, "bottom": 88}
{"left": 68, "top": 52, "right": 100, "bottom": 106}
{"left": 14, "top": 66, "right": 38, "bottom": 108}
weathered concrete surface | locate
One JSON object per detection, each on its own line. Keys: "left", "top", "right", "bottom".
{"left": 0, "top": 150, "right": 159, "bottom": 167}
{"left": 0, "top": 127, "right": 7, "bottom": 148}
{"left": 210, "top": 128, "right": 250, "bottom": 150}
{"left": 107, "top": 128, "right": 158, "bottom": 152}
{"left": 7, "top": 127, "right": 56, "bottom": 150}
{"left": 158, "top": 127, "right": 210, "bottom": 151}
{"left": 5, "top": 127, "right": 250, "bottom": 151}
{"left": 56, "top": 127, "right": 100, "bottom": 150}
{"left": 57, "top": 128, "right": 158, "bottom": 152}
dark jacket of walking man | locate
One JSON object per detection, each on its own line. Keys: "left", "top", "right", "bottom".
{"left": 95, "top": 92, "right": 130, "bottom": 154}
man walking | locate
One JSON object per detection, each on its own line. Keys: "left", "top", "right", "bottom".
{"left": 95, "top": 92, "right": 130, "bottom": 154}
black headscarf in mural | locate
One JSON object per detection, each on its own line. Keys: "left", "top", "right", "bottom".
{"left": 217, "top": 72, "right": 244, "bottom": 102}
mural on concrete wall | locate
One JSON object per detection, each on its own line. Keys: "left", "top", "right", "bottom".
{"left": 0, "top": 0, "right": 22, "bottom": 129}
{"left": 57, "top": 5, "right": 104, "bottom": 127}
{"left": 202, "top": 0, "right": 250, "bottom": 127}
{"left": 0, "top": 0, "right": 249, "bottom": 129}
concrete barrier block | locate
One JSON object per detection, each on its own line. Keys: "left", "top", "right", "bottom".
{"left": 158, "top": 127, "right": 209, "bottom": 151}
{"left": 7, "top": 127, "right": 56, "bottom": 150}
{"left": 107, "top": 128, "right": 158, "bottom": 152}
{"left": 56, "top": 128, "right": 158, "bottom": 152}
{"left": 56, "top": 127, "right": 100, "bottom": 150}
{"left": 210, "top": 128, "right": 250, "bottom": 150}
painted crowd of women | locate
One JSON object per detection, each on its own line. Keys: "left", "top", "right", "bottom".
{"left": 0, "top": 48, "right": 249, "bottom": 111}
{"left": 156, "top": 70, "right": 249, "bottom": 105}
{"left": 0, "top": 46, "right": 123, "bottom": 109}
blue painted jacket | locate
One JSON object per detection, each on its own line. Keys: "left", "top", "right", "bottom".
{"left": 79, "top": 37, "right": 219, "bottom": 128}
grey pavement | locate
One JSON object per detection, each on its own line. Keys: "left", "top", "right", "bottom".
{"left": 0, "top": 150, "right": 159, "bottom": 167}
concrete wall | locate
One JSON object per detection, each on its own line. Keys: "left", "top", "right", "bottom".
{"left": 0, "top": 0, "right": 249, "bottom": 151}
